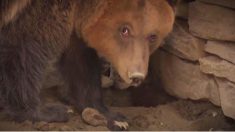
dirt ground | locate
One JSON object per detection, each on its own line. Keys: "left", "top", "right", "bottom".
{"left": 0, "top": 83, "right": 234, "bottom": 131}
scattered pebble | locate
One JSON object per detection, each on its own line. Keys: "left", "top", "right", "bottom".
{"left": 212, "top": 112, "right": 218, "bottom": 117}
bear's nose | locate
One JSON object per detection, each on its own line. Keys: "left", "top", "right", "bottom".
{"left": 128, "top": 72, "right": 145, "bottom": 86}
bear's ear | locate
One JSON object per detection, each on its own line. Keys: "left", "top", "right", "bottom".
{"left": 166, "top": 0, "right": 180, "bottom": 10}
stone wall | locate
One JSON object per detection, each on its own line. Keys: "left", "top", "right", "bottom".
{"left": 151, "top": 0, "right": 235, "bottom": 119}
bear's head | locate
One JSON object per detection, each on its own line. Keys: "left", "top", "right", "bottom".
{"left": 78, "top": 0, "right": 177, "bottom": 87}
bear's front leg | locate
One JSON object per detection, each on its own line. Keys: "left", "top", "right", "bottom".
{"left": 0, "top": 38, "right": 68, "bottom": 123}
{"left": 59, "top": 34, "right": 128, "bottom": 131}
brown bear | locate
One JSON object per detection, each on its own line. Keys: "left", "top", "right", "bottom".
{"left": 0, "top": 0, "right": 177, "bottom": 130}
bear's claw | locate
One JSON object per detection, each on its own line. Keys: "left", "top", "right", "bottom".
{"left": 114, "top": 120, "right": 129, "bottom": 130}
{"left": 82, "top": 107, "right": 129, "bottom": 131}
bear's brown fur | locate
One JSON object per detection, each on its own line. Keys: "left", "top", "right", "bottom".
{"left": 0, "top": 0, "right": 31, "bottom": 27}
{"left": 0, "top": 0, "right": 176, "bottom": 130}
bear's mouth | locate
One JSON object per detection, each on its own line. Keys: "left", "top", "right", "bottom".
{"left": 102, "top": 60, "right": 141, "bottom": 89}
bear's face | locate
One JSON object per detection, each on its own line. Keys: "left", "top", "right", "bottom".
{"left": 81, "top": 0, "right": 175, "bottom": 87}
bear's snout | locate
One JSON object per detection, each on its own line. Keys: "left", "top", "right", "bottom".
{"left": 128, "top": 72, "right": 145, "bottom": 87}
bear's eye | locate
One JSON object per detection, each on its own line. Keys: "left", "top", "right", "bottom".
{"left": 120, "top": 27, "right": 130, "bottom": 37}
{"left": 148, "top": 34, "right": 157, "bottom": 43}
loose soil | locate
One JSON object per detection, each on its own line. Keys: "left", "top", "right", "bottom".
{"left": 0, "top": 82, "right": 234, "bottom": 131}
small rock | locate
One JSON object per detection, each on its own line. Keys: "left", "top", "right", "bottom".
{"left": 212, "top": 111, "right": 218, "bottom": 117}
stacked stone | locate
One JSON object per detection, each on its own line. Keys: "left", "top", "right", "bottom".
{"left": 151, "top": 0, "right": 235, "bottom": 119}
